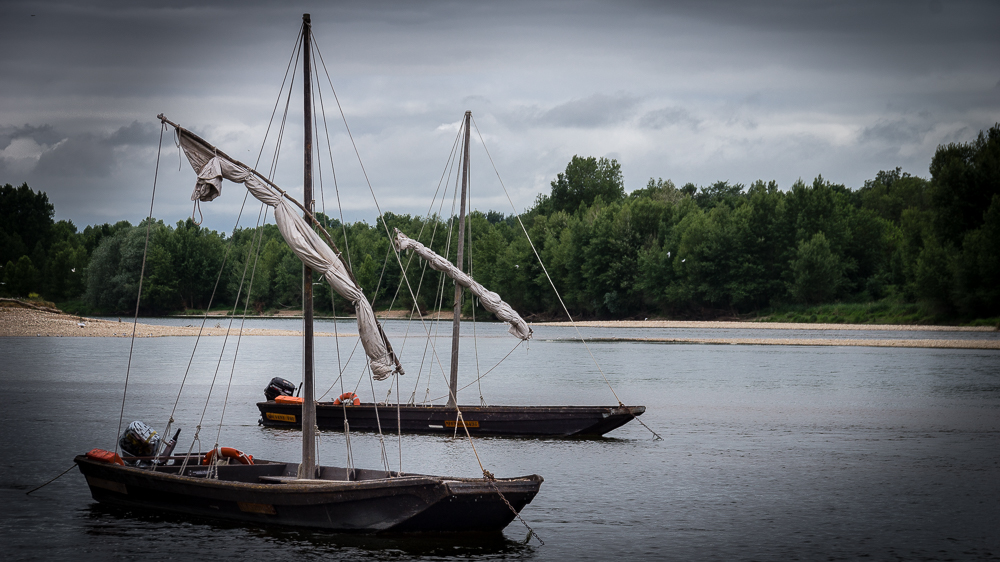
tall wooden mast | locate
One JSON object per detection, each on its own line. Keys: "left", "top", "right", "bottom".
{"left": 299, "top": 13, "right": 317, "bottom": 479}
{"left": 447, "top": 111, "right": 472, "bottom": 409}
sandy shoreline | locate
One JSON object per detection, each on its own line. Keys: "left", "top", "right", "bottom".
{"left": 0, "top": 307, "right": 355, "bottom": 338}
{"left": 531, "top": 319, "right": 995, "bottom": 331}
{"left": 2, "top": 305, "right": 997, "bottom": 349}
{"left": 584, "top": 336, "right": 999, "bottom": 350}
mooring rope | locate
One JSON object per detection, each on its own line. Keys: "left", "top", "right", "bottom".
{"left": 25, "top": 464, "right": 77, "bottom": 496}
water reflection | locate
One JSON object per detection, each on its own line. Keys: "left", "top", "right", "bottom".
{"left": 84, "top": 503, "right": 533, "bottom": 559}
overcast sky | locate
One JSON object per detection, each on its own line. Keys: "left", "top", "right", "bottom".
{"left": 2, "top": 0, "right": 998, "bottom": 233}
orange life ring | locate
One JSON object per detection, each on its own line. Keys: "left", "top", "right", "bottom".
{"left": 333, "top": 392, "right": 361, "bottom": 406}
{"left": 202, "top": 447, "right": 254, "bottom": 466}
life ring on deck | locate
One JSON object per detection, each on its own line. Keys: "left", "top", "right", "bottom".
{"left": 202, "top": 447, "right": 254, "bottom": 466}
{"left": 334, "top": 392, "right": 361, "bottom": 406}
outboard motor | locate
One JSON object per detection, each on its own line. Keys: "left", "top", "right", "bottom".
{"left": 264, "top": 377, "right": 296, "bottom": 401}
{"left": 155, "top": 428, "right": 181, "bottom": 463}
{"left": 119, "top": 420, "right": 160, "bottom": 464}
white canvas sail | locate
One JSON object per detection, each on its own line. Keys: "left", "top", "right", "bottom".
{"left": 177, "top": 129, "right": 400, "bottom": 380}
{"left": 392, "top": 228, "right": 532, "bottom": 341}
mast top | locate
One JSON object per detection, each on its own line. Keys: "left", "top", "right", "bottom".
{"left": 303, "top": 13, "right": 310, "bottom": 24}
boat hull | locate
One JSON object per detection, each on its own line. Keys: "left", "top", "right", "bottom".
{"left": 75, "top": 455, "right": 541, "bottom": 533}
{"left": 258, "top": 403, "right": 645, "bottom": 436}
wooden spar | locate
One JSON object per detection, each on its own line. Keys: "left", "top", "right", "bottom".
{"left": 155, "top": 115, "right": 404, "bottom": 376}
{"left": 299, "top": 13, "right": 317, "bottom": 479}
{"left": 155, "top": 116, "right": 339, "bottom": 256}
{"left": 447, "top": 111, "right": 472, "bottom": 409}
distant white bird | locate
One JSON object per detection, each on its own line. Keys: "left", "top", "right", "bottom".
{"left": 515, "top": 264, "right": 519, "bottom": 269}
{"left": 666, "top": 251, "right": 671, "bottom": 258}
{"left": 77, "top": 322, "right": 85, "bottom": 328}
{"left": 681, "top": 258, "right": 686, "bottom": 263}
{"left": 70, "top": 268, "right": 75, "bottom": 273}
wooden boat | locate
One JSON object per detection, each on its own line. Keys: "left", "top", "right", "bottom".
{"left": 258, "top": 111, "right": 645, "bottom": 437}
{"left": 75, "top": 454, "right": 541, "bottom": 532}
{"left": 260, "top": 403, "right": 644, "bottom": 437}
{"left": 75, "top": 14, "right": 541, "bottom": 533}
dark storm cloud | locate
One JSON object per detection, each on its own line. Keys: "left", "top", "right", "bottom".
{"left": 1, "top": 121, "right": 160, "bottom": 179}
{"left": 0, "top": 0, "right": 998, "bottom": 230}
{"left": 107, "top": 121, "right": 161, "bottom": 147}
{"left": 0, "top": 124, "right": 63, "bottom": 148}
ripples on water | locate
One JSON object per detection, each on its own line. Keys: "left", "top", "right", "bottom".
{"left": 1, "top": 320, "right": 998, "bottom": 561}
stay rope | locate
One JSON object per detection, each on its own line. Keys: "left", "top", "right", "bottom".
{"left": 470, "top": 116, "right": 660, "bottom": 439}
{"left": 212, "top": 203, "right": 270, "bottom": 449}
{"left": 115, "top": 122, "right": 164, "bottom": 453}
{"left": 312, "top": 42, "right": 549, "bottom": 529}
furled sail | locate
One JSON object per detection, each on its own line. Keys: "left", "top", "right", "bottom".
{"left": 392, "top": 228, "right": 532, "bottom": 341}
{"left": 176, "top": 128, "right": 401, "bottom": 380}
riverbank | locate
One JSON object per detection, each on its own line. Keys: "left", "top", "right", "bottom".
{"left": 531, "top": 319, "right": 995, "bottom": 331}
{"left": 3, "top": 306, "right": 997, "bottom": 348}
{"left": 0, "top": 307, "right": 354, "bottom": 338}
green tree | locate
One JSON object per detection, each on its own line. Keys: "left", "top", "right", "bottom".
{"left": 952, "top": 194, "right": 1000, "bottom": 316}
{"left": 787, "top": 232, "right": 845, "bottom": 304}
{"left": 928, "top": 124, "right": 1000, "bottom": 246}
{"left": 0, "top": 183, "right": 54, "bottom": 266}
{"left": 914, "top": 237, "right": 954, "bottom": 310}
{"left": 549, "top": 156, "right": 624, "bottom": 213}
{"left": 3, "top": 255, "right": 40, "bottom": 297}
{"left": 859, "top": 168, "right": 930, "bottom": 224}
{"left": 693, "top": 180, "right": 745, "bottom": 210}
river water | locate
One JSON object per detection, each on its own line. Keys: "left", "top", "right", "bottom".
{"left": 1, "top": 320, "right": 998, "bottom": 560}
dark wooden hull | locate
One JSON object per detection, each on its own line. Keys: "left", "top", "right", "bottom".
{"left": 258, "top": 402, "right": 645, "bottom": 436}
{"left": 75, "top": 454, "right": 541, "bottom": 533}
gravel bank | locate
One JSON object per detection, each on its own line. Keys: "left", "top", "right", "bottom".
{"left": 586, "top": 336, "right": 1000, "bottom": 350}
{"left": 3, "top": 307, "right": 997, "bottom": 348}
{"left": 532, "top": 319, "right": 995, "bottom": 331}
{"left": 0, "top": 307, "right": 354, "bottom": 338}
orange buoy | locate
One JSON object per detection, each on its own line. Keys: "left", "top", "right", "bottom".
{"left": 202, "top": 447, "right": 254, "bottom": 465}
{"left": 333, "top": 392, "right": 361, "bottom": 406}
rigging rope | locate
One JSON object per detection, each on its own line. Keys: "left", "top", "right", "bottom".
{"left": 161, "top": 27, "right": 305, "bottom": 464}
{"left": 115, "top": 122, "right": 163, "bottom": 454}
{"left": 212, "top": 204, "right": 270, "bottom": 448}
{"left": 469, "top": 116, "right": 625, "bottom": 404}
{"left": 309, "top": 53, "right": 550, "bottom": 535}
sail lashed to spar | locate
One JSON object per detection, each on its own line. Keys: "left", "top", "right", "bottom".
{"left": 175, "top": 127, "right": 401, "bottom": 380}
{"left": 393, "top": 228, "right": 532, "bottom": 341}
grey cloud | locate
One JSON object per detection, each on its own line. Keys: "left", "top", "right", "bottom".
{"left": 0, "top": 124, "right": 63, "bottom": 149}
{"left": 860, "top": 119, "right": 933, "bottom": 146}
{"left": 34, "top": 133, "right": 114, "bottom": 178}
{"left": 2, "top": 0, "right": 999, "bottom": 231}
{"left": 639, "top": 107, "right": 700, "bottom": 130}
{"left": 107, "top": 121, "right": 160, "bottom": 147}
{"left": 538, "top": 94, "right": 641, "bottom": 128}
{"left": 2, "top": 122, "right": 156, "bottom": 181}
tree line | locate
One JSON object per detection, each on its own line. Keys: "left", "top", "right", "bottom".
{"left": 2, "top": 124, "right": 998, "bottom": 321}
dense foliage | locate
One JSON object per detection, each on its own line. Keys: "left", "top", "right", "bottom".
{"left": 2, "top": 125, "right": 998, "bottom": 321}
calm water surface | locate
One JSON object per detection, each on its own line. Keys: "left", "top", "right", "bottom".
{"left": 1, "top": 321, "right": 998, "bottom": 560}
